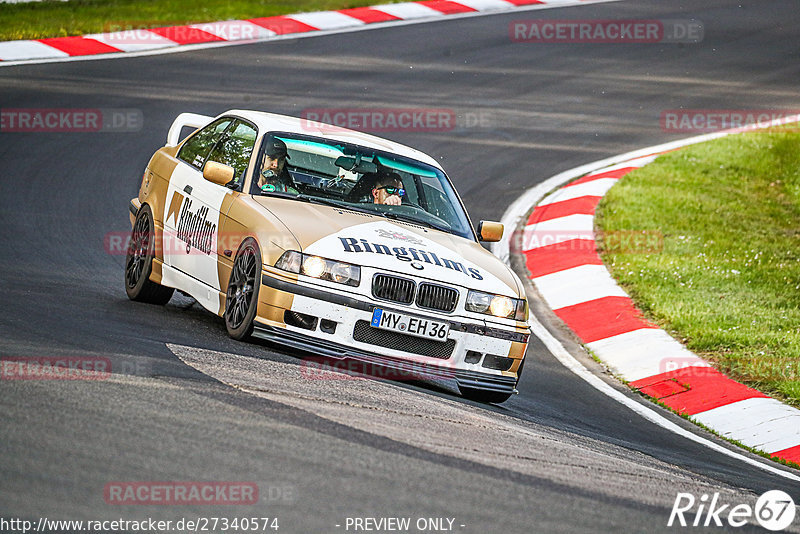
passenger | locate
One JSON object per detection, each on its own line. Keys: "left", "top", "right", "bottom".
{"left": 258, "top": 138, "right": 297, "bottom": 194}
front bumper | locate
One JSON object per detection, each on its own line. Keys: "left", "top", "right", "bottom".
{"left": 252, "top": 323, "right": 519, "bottom": 394}
{"left": 255, "top": 271, "right": 528, "bottom": 394}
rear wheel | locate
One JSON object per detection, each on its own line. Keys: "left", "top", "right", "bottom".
{"left": 125, "top": 205, "right": 174, "bottom": 305}
{"left": 225, "top": 239, "right": 261, "bottom": 340}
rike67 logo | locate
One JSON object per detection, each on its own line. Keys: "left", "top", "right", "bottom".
{"left": 669, "top": 490, "right": 796, "bottom": 531}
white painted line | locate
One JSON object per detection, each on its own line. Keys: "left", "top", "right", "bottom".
{"left": 190, "top": 21, "right": 277, "bottom": 41}
{"left": 533, "top": 264, "right": 628, "bottom": 310}
{"left": 537, "top": 0, "right": 592, "bottom": 4}
{"left": 521, "top": 213, "right": 594, "bottom": 250}
{"left": 287, "top": 11, "right": 366, "bottom": 30}
{"left": 452, "top": 0, "right": 514, "bottom": 11}
{"left": 693, "top": 398, "right": 800, "bottom": 454}
{"left": 595, "top": 154, "right": 658, "bottom": 172}
{"left": 587, "top": 328, "right": 710, "bottom": 383}
{"left": 85, "top": 30, "right": 177, "bottom": 52}
{"left": 373, "top": 2, "right": 445, "bottom": 19}
{"left": 538, "top": 177, "right": 618, "bottom": 206}
{"left": 0, "top": 40, "right": 68, "bottom": 60}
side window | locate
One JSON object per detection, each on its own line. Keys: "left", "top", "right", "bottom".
{"left": 177, "top": 118, "right": 232, "bottom": 170}
{"left": 205, "top": 120, "right": 258, "bottom": 186}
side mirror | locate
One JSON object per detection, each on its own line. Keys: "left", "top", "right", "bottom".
{"left": 478, "top": 221, "right": 504, "bottom": 242}
{"left": 203, "top": 161, "right": 234, "bottom": 186}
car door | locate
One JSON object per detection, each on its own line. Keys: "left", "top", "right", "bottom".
{"left": 163, "top": 117, "right": 253, "bottom": 298}
{"left": 200, "top": 118, "right": 259, "bottom": 282}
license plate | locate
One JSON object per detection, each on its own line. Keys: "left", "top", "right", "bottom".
{"left": 370, "top": 308, "right": 450, "bottom": 342}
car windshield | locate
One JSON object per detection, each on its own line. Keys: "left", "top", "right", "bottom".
{"left": 252, "top": 132, "right": 475, "bottom": 240}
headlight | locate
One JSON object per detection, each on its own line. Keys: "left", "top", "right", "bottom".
{"left": 466, "top": 290, "right": 527, "bottom": 321}
{"left": 275, "top": 251, "right": 360, "bottom": 287}
{"left": 490, "top": 295, "right": 514, "bottom": 318}
{"left": 302, "top": 256, "right": 326, "bottom": 278}
{"left": 329, "top": 262, "right": 358, "bottom": 284}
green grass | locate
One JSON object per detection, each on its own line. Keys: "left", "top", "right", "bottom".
{"left": 0, "top": 0, "right": 396, "bottom": 41}
{"left": 595, "top": 128, "right": 800, "bottom": 408}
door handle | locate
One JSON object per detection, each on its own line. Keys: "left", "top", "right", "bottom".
{"left": 184, "top": 185, "right": 193, "bottom": 194}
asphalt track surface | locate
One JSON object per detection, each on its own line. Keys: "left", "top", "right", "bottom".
{"left": 1, "top": 1, "right": 800, "bottom": 532}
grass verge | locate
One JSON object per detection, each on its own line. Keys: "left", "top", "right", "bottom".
{"left": 0, "top": 0, "right": 394, "bottom": 42}
{"left": 595, "top": 127, "right": 800, "bottom": 408}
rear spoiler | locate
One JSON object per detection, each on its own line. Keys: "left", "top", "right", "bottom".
{"left": 166, "top": 113, "right": 213, "bottom": 146}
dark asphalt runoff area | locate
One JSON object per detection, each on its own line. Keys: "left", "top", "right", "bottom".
{"left": 1, "top": 1, "right": 799, "bottom": 532}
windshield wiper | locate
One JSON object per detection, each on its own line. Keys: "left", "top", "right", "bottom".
{"left": 382, "top": 211, "right": 451, "bottom": 234}
{"left": 296, "top": 195, "right": 378, "bottom": 213}
{"left": 295, "top": 195, "right": 347, "bottom": 208}
{"left": 254, "top": 193, "right": 348, "bottom": 209}
{"left": 254, "top": 191, "right": 310, "bottom": 201}
{"left": 295, "top": 195, "right": 380, "bottom": 217}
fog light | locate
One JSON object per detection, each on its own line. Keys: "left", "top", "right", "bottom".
{"left": 284, "top": 310, "right": 318, "bottom": 331}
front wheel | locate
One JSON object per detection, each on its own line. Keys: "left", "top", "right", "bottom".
{"left": 225, "top": 239, "right": 261, "bottom": 340}
{"left": 125, "top": 205, "right": 174, "bottom": 305}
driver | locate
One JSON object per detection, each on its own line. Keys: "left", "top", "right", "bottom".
{"left": 371, "top": 173, "right": 404, "bottom": 206}
{"left": 257, "top": 138, "right": 298, "bottom": 194}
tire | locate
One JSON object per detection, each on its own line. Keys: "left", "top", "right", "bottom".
{"left": 125, "top": 205, "right": 174, "bottom": 305}
{"left": 459, "top": 387, "right": 513, "bottom": 404}
{"left": 225, "top": 239, "right": 261, "bottom": 340}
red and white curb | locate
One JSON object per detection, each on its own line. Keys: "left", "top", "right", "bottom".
{"left": 0, "top": 0, "right": 614, "bottom": 65}
{"left": 496, "top": 115, "right": 800, "bottom": 474}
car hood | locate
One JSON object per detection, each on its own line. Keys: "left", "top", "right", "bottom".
{"left": 251, "top": 196, "right": 522, "bottom": 297}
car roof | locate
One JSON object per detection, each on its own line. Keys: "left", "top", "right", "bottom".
{"left": 223, "top": 110, "right": 443, "bottom": 171}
